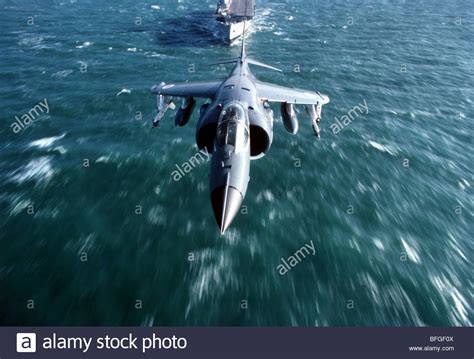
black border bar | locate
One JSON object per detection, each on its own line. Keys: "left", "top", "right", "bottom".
{"left": 1, "top": 327, "right": 472, "bottom": 358}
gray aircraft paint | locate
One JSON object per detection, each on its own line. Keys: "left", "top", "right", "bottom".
{"left": 151, "top": 32, "right": 329, "bottom": 233}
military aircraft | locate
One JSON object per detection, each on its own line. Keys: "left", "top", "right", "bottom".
{"left": 150, "top": 34, "right": 329, "bottom": 234}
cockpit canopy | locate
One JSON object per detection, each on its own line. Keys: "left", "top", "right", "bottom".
{"left": 216, "top": 102, "right": 249, "bottom": 153}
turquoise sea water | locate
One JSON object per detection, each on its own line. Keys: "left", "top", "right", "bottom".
{"left": 0, "top": 0, "right": 472, "bottom": 326}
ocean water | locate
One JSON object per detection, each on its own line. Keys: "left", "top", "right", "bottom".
{"left": 0, "top": 0, "right": 472, "bottom": 326}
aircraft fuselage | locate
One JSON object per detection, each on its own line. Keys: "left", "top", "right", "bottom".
{"left": 199, "top": 60, "right": 273, "bottom": 233}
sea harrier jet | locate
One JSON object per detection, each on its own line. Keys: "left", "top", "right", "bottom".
{"left": 151, "top": 35, "right": 329, "bottom": 234}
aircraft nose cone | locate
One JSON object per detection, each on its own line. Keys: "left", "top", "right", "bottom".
{"left": 211, "top": 185, "right": 243, "bottom": 234}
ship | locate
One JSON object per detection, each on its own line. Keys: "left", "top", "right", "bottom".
{"left": 214, "top": 0, "right": 255, "bottom": 42}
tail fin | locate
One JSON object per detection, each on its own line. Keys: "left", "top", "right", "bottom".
{"left": 241, "top": 21, "right": 281, "bottom": 71}
{"left": 206, "top": 21, "right": 247, "bottom": 66}
{"left": 205, "top": 58, "right": 240, "bottom": 66}
{"left": 207, "top": 20, "right": 281, "bottom": 72}
{"left": 247, "top": 58, "right": 282, "bottom": 72}
{"left": 206, "top": 58, "right": 281, "bottom": 72}
{"left": 240, "top": 21, "right": 247, "bottom": 60}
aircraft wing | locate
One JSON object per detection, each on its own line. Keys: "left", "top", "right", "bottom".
{"left": 255, "top": 81, "right": 329, "bottom": 105}
{"left": 151, "top": 80, "right": 222, "bottom": 99}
